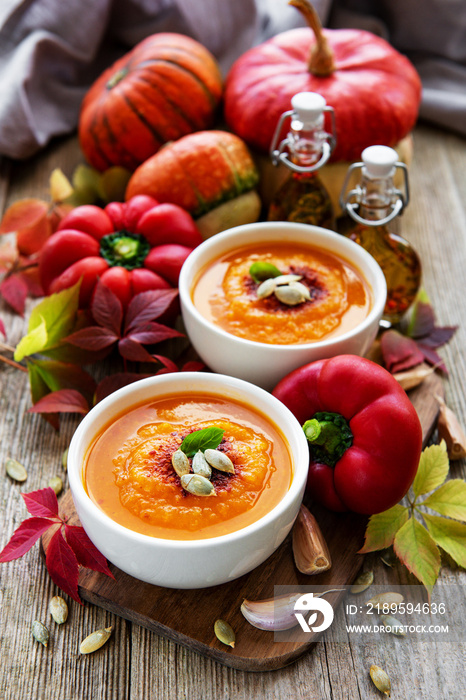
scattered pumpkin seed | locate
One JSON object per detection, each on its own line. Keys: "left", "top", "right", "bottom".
{"left": 49, "top": 595, "right": 68, "bottom": 625}
{"left": 171, "top": 449, "right": 190, "bottom": 477}
{"left": 369, "top": 664, "right": 391, "bottom": 696}
{"left": 366, "top": 592, "right": 404, "bottom": 610}
{"left": 214, "top": 619, "right": 236, "bottom": 648}
{"left": 204, "top": 448, "right": 235, "bottom": 474}
{"left": 79, "top": 625, "right": 113, "bottom": 654}
{"left": 180, "top": 473, "right": 215, "bottom": 496}
{"left": 379, "top": 548, "right": 397, "bottom": 568}
{"left": 48, "top": 476, "right": 63, "bottom": 496}
{"left": 32, "top": 620, "right": 49, "bottom": 647}
{"left": 350, "top": 570, "right": 374, "bottom": 594}
{"left": 192, "top": 450, "right": 212, "bottom": 479}
{"left": 380, "top": 614, "right": 406, "bottom": 637}
{"left": 61, "top": 448, "right": 68, "bottom": 472}
{"left": 5, "top": 457, "right": 27, "bottom": 482}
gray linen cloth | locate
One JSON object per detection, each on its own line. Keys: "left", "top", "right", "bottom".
{"left": 0, "top": 0, "right": 464, "bottom": 160}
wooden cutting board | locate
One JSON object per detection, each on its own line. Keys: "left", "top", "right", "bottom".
{"left": 42, "top": 372, "right": 443, "bottom": 671}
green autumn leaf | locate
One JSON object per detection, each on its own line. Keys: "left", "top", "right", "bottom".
{"left": 393, "top": 517, "right": 441, "bottom": 593}
{"left": 14, "top": 282, "right": 80, "bottom": 362}
{"left": 423, "top": 513, "right": 466, "bottom": 569}
{"left": 30, "top": 359, "right": 96, "bottom": 403}
{"left": 422, "top": 480, "right": 466, "bottom": 522}
{"left": 359, "top": 505, "right": 410, "bottom": 553}
{"left": 412, "top": 441, "right": 449, "bottom": 497}
{"left": 14, "top": 316, "right": 47, "bottom": 362}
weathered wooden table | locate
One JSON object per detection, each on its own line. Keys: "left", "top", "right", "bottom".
{"left": 1, "top": 124, "right": 465, "bottom": 699}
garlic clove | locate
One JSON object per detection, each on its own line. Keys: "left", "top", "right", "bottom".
{"left": 435, "top": 394, "right": 466, "bottom": 461}
{"left": 292, "top": 504, "right": 332, "bottom": 575}
{"left": 240, "top": 593, "right": 302, "bottom": 631}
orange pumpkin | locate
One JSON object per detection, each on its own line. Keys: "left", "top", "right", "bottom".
{"left": 125, "top": 131, "right": 262, "bottom": 238}
{"left": 79, "top": 33, "right": 223, "bottom": 172}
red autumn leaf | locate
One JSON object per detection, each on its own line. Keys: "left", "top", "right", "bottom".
{"left": 0, "top": 198, "right": 48, "bottom": 234}
{"left": 22, "top": 486, "right": 59, "bottom": 519}
{"left": 153, "top": 354, "right": 178, "bottom": 372}
{"left": 181, "top": 360, "right": 206, "bottom": 372}
{"left": 404, "top": 299, "right": 436, "bottom": 339}
{"left": 416, "top": 344, "right": 448, "bottom": 374}
{"left": 91, "top": 279, "right": 123, "bottom": 335}
{"left": 45, "top": 527, "right": 81, "bottom": 604}
{"left": 0, "top": 517, "right": 54, "bottom": 562}
{"left": 28, "top": 388, "right": 89, "bottom": 415}
{"left": 416, "top": 326, "right": 457, "bottom": 349}
{"left": 65, "top": 326, "right": 119, "bottom": 351}
{"left": 124, "top": 288, "right": 179, "bottom": 333}
{"left": 0, "top": 317, "right": 5, "bottom": 337}
{"left": 65, "top": 524, "right": 115, "bottom": 578}
{"left": 0, "top": 273, "right": 28, "bottom": 315}
{"left": 380, "top": 329, "right": 425, "bottom": 373}
{"left": 95, "top": 372, "right": 151, "bottom": 403}
{"left": 127, "top": 322, "right": 183, "bottom": 345}
{"left": 0, "top": 199, "right": 52, "bottom": 256}
{"left": 118, "top": 337, "right": 158, "bottom": 363}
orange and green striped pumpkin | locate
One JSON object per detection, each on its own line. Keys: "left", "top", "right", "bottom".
{"left": 79, "top": 33, "right": 223, "bottom": 172}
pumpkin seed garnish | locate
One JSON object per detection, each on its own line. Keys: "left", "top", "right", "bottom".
{"left": 32, "top": 620, "right": 49, "bottom": 647}
{"left": 380, "top": 614, "right": 406, "bottom": 637}
{"left": 48, "top": 476, "right": 63, "bottom": 496}
{"left": 369, "top": 664, "right": 391, "bottom": 696}
{"left": 79, "top": 625, "right": 113, "bottom": 654}
{"left": 256, "top": 277, "right": 278, "bottom": 299}
{"left": 214, "top": 619, "right": 236, "bottom": 648}
{"left": 204, "top": 448, "right": 235, "bottom": 474}
{"left": 273, "top": 274, "right": 303, "bottom": 286}
{"left": 192, "top": 450, "right": 212, "bottom": 479}
{"left": 274, "top": 283, "right": 309, "bottom": 306}
{"left": 49, "top": 595, "right": 68, "bottom": 625}
{"left": 5, "top": 457, "right": 27, "bottom": 482}
{"left": 180, "top": 473, "right": 216, "bottom": 497}
{"left": 171, "top": 449, "right": 190, "bottom": 477}
{"left": 350, "top": 570, "right": 374, "bottom": 594}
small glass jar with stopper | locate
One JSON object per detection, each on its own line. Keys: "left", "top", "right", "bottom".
{"left": 338, "top": 145, "right": 421, "bottom": 323}
{"left": 268, "top": 91, "right": 336, "bottom": 229}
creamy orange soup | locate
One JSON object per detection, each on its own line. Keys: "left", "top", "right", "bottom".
{"left": 84, "top": 393, "right": 293, "bottom": 540}
{"left": 192, "top": 242, "right": 372, "bottom": 344}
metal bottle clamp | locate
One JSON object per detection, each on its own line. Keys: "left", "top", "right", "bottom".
{"left": 339, "top": 160, "right": 410, "bottom": 227}
{"left": 270, "top": 106, "right": 336, "bottom": 173}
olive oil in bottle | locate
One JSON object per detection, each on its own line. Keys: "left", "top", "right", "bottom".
{"left": 338, "top": 145, "right": 421, "bottom": 322}
{"left": 268, "top": 92, "right": 336, "bottom": 229}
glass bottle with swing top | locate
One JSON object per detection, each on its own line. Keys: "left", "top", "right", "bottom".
{"left": 338, "top": 145, "right": 421, "bottom": 322}
{"left": 268, "top": 92, "right": 336, "bottom": 229}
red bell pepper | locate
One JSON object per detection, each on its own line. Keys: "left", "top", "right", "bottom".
{"left": 39, "top": 195, "right": 203, "bottom": 307}
{"left": 272, "top": 355, "right": 422, "bottom": 515}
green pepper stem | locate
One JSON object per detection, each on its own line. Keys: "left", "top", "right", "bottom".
{"left": 302, "top": 412, "right": 353, "bottom": 468}
{"left": 100, "top": 231, "right": 150, "bottom": 270}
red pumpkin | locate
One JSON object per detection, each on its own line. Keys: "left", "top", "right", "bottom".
{"left": 79, "top": 33, "right": 223, "bottom": 172}
{"left": 224, "top": 0, "right": 422, "bottom": 162}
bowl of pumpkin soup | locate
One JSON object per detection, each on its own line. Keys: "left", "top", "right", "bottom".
{"left": 67, "top": 372, "right": 309, "bottom": 589}
{"left": 179, "top": 222, "right": 387, "bottom": 389}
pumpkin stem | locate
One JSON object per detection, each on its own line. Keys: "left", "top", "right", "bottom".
{"left": 288, "top": 0, "right": 336, "bottom": 76}
{"left": 106, "top": 68, "right": 128, "bottom": 90}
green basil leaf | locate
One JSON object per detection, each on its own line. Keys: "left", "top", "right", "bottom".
{"left": 180, "top": 427, "right": 224, "bottom": 457}
{"left": 249, "top": 261, "right": 282, "bottom": 283}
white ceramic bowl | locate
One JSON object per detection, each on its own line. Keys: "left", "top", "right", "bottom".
{"left": 67, "top": 372, "right": 309, "bottom": 589}
{"left": 179, "top": 222, "right": 387, "bottom": 390}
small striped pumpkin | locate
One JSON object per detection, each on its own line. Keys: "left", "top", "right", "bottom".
{"left": 79, "top": 33, "right": 223, "bottom": 172}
